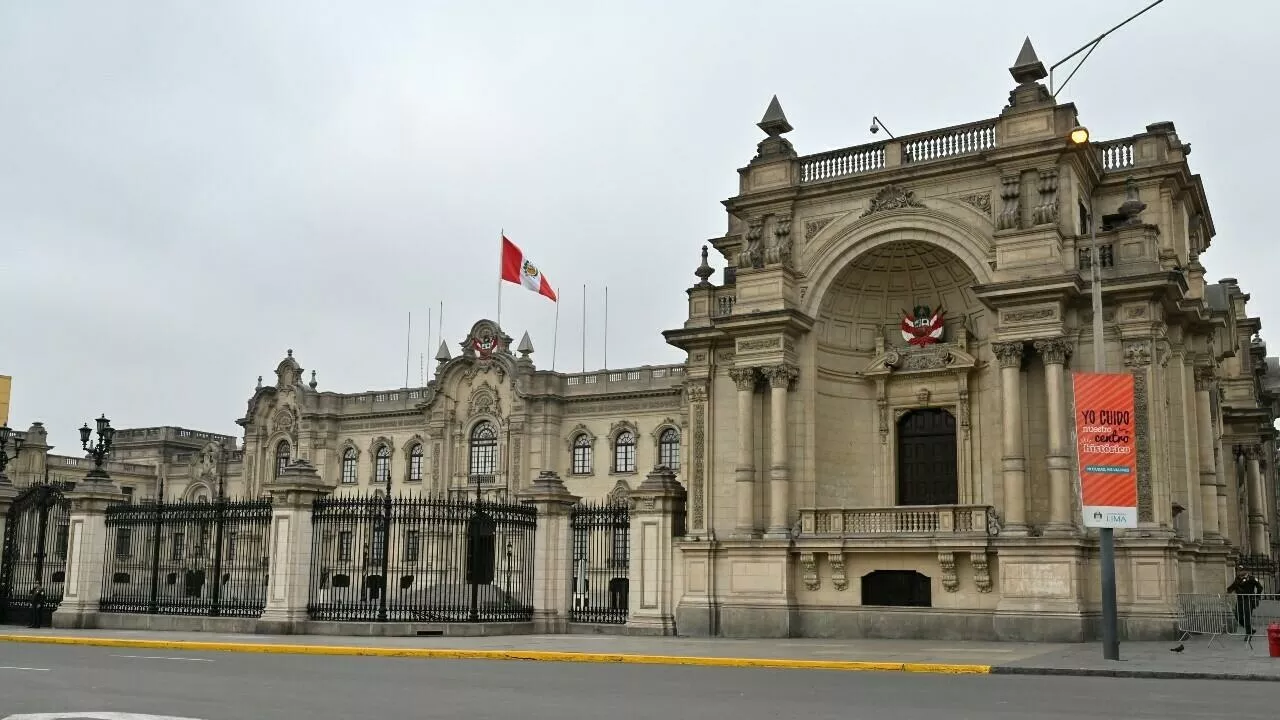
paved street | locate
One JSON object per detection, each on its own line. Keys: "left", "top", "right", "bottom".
{"left": 0, "top": 642, "right": 1276, "bottom": 720}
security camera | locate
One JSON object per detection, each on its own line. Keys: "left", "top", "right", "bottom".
{"left": 869, "top": 122, "right": 879, "bottom": 134}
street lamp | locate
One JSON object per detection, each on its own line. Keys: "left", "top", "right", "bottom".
{"left": 80, "top": 414, "right": 116, "bottom": 482}
{"left": 1070, "top": 126, "right": 1120, "bottom": 662}
{"left": 0, "top": 424, "right": 23, "bottom": 484}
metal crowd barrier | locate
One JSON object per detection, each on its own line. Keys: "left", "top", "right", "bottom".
{"left": 1176, "top": 593, "right": 1280, "bottom": 649}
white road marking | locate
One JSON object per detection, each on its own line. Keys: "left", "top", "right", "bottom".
{"left": 108, "top": 655, "right": 215, "bottom": 663}
{"left": 0, "top": 666, "right": 50, "bottom": 672}
{"left": 3, "top": 713, "right": 206, "bottom": 720}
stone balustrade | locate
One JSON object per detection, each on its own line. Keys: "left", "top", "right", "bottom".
{"left": 797, "top": 504, "right": 998, "bottom": 538}
{"left": 798, "top": 119, "right": 998, "bottom": 184}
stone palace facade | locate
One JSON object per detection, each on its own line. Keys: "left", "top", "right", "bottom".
{"left": 5, "top": 40, "right": 1278, "bottom": 641}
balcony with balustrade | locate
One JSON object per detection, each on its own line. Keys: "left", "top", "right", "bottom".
{"left": 794, "top": 504, "right": 999, "bottom": 554}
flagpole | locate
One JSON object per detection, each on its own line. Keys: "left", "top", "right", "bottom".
{"left": 551, "top": 298, "right": 560, "bottom": 372}
{"left": 581, "top": 283, "right": 587, "bottom": 373}
{"left": 603, "top": 285, "right": 609, "bottom": 371}
{"left": 438, "top": 301, "right": 444, "bottom": 354}
{"left": 404, "top": 310, "right": 412, "bottom": 388}
{"left": 497, "top": 230, "right": 505, "bottom": 328}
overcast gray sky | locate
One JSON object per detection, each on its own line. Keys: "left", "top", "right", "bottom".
{"left": 3, "top": 0, "right": 1276, "bottom": 452}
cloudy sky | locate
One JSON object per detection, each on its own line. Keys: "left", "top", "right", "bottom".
{"left": 3, "top": 0, "right": 1276, "bottom": 452}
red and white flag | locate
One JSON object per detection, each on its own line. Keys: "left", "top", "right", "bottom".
{"left": 500, "top": 235, "right": 558, "bottom": 302}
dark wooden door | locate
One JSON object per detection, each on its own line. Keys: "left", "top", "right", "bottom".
{"left": 896, "top": 409, "right": 958, "bottom": 506}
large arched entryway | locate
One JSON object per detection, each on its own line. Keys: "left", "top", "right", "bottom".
{"left": 896, "top": 408, "right": 958, "bottom": 506}
{"left": 811, "top": 238, "right": 985, "bottom": 508}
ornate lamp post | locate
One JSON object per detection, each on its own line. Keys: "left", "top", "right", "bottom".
{"left": 79, "top": 414, "right": 116, "bottom": 482}
{"left": 0, "top": 424, "right": 23, "bottom": 485}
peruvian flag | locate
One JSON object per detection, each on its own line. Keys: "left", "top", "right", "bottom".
{"left": 500, "top": 235, "right": 558, "bottom": 302}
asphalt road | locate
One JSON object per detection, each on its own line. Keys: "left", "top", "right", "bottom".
{"left": 0, "top": 642, "right": 1274, "bottom": 720}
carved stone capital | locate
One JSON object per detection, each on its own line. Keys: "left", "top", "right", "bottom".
{"left": 1194, "top": 366, "right": 1216, "bottom": 392}
{"left": 685, "top": 381, "right": 709, "bottom": 403}
{"left": 938, "top": 551, "right": 959, "bottom": 592}
{"left": 728, "top": 367, "right": 759, "bottom": 392}
{"left": 1242, "top": 444, "right": 1263, "bottom": 461}
{"left": 799, "top": 552, "right": 819, "bottom": 591}
{"left": 828, "top": 553, "right": 848, "bottom": 591}
{"left": 761, "top": 363, "right": 799, "bottom": 390}
{"left": 1123, "top": 341, "right": 1152, "bottom": 368}
{"left": 991, "top": 341, "right": 1026, "bottom": 369}
{"left": 1033, "top": 337, "right": 1073, "bottom": 366}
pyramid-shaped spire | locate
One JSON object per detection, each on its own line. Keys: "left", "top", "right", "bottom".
{"left": 517, "top": 331, "right": 534, "bottom": 355}
{"left": 435, "top": 340, "right": 452, "bottom": 363}
{"left": 1009, "top": 37, "right": 1048, "bottom": 85}
{"left": 758, "top": 95, "right": 793, "bottom": 137}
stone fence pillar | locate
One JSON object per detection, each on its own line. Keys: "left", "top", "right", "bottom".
{"left": 0, "top": 479, "right": 17, "bottom": 556}
{"left": 517, "top": 471, "right": 579, "bottom": 633}
{"left": 258, "top": 460, "right": 331, "bottom": 634}
{"left": 53, "top": 478, "right": 126, "bottom": 629}
{"left": 627, "top": 466, "right": 686, "bottom": 635}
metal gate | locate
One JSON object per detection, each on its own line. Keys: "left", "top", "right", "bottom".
{"left": 0, "top": 483, "right": 71, "bottom": 625}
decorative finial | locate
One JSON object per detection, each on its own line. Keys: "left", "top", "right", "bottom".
{"left": 256, "top": 375, "right": 263, "bottom": 390}
{"left": 309, "top": 370, "right": 318, "bottom": 390}
{"left": 435, "top": 340, "right": 452, "bottom": 363}
{"left": 694, "top": 244, "right": 714, "bottom": 287}
{"left": 757, "top": 95, "right": 793, "bottom": 137}
{"left": 1009, "top": 37, "right": 1047, "bottom": 85}
{"left": 287, "top": 348, "right": 293, "bottom": 358}
{"left": 517, "top": 331, "right": 534, "bottom": 357}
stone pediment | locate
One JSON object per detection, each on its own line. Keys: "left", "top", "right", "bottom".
{"left": 860, "top": 343, "right": 979, "bottom": 378}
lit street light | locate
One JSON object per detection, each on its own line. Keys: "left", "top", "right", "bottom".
{"left": 1071, "top": 125, "right": 1120, "bottom": 662}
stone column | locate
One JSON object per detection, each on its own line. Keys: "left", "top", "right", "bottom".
{"left": 257, "top": 460, "right": 332, "bottom": 634}
{"left": 728, "top": 367, "right": 759, "bottom": 537}
{"left": 1245, "top": 445, "right": 1269, "bottom": 553}
{"left": 993, "top": 341, "right": 1028, "bottom": 532}
{"left": 1035, "top": 338, "right": 1075, "bottom": 531}
{"left": 762, "top": 363, "right": 798, "bottom": 538}
{"left": 517, "top": 471, "right": 580, "bottom": 633}
{"left": 626, "top": 467, "right": 687, "bottom": 635}
{"left": 53, "top": 478, "right": 126, "bottom": 629}
{"left": 1193, "top": 368, "right": 1221, "bottom": 539}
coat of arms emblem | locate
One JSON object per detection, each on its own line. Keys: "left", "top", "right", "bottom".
{"left": 900, "top": 305, "right": 945, "bottom": 347}
{"left": 471, "top": 331, "right": 499, "bottom": 359}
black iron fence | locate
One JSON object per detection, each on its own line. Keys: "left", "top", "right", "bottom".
{"left": 1238, "top": 554, "right": 1279, "bottom": 594}
{"left": 308, "top": 493, "right": 537, "bottom": 623}
{"left": 569, "top": 500, "right": 630, "bottom": 624}
{"left": 99, "top": 497, "right": 273, "bottom": 617}
{"left": 0, "top": 483, "right": 71, "bottom": 625}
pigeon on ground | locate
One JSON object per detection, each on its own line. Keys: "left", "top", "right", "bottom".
{"left": 1170, "top": 644, "right": 1185, "bottom": 653}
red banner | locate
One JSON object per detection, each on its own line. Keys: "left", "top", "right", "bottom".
{"left": 1072, "top": 372, "right": 1138, "bottom": 528}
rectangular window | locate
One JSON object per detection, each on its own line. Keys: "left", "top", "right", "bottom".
{"left": 55, "top": 524, "right": 70, "bottom": 558}
{"left": 115, "top": 528, "right": 132, "bottom": 558}
{"left": 405, "top": 530, "right": 421, "bottom": 563}
{"left": 409, "top": 451, "right": 423, "bottom": 482}
{"left": 227, "top": 531, "right": 238, "bottom": 561}
{"left": 371, "top": 528, "right": 386, "bottom": 562}
{"left": 338, "top": 531, "right": 353, "bottom": 562}
{"left": 170, "top": 532, "right": 185, "bottom": 561}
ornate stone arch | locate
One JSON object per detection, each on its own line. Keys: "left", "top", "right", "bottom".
{"left": 803, "top": 208, "right": 995, "bottom": 319}
{"left": 565, "top": 423, "right": 597, "bottom": 452}
{"left": 607, "top": 478, "right": 632, "bottom": 505}
{"left": 338, "top": 441, "right": 360, "bottom": 484}
{"left": 649, "top": 417, "right": 680, "bottom": 444}
{"left": 339, "top": 439, "right": 361, "bottom": 459}
{"left": 403, "top": 434, "right": 426, "bottom": 482}
{"left": 609, "top": 420, "right": 639, "bottom": 442}
{"left": 368, "top": 436, "right": 394, "bottom": 484}
{"left": 467, "top": 381, "right": 502, "bottom": 419}
{"left": 184, "top": 481, "right": 213, "bottom": 502}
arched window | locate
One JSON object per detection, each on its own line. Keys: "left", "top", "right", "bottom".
{"left": 469, "top": 421, "right": 498, "bottom": 478}
{"left": 613, "top": 430, "right": 636, "bottom": 474}
{"left": 374, "top": 445, "right": 391, "bottom": 484}
{"left": 341, "top": 448, "right": 357, "bottom": 484}
{"left": 408, "top": 444, "right": 423, "bottom": 482}
{"left": 658, "top": 428, "right": 680, "bottom": 471}
{"left": 274, "top": 440, "right": 291, "bottom": 478}
{"left": 571, "top": 434, "right": 592, "bottom": 475}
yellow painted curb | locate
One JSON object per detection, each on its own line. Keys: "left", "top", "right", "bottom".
{"left": 0, "top": 634, "right": 991, "bottom": 675}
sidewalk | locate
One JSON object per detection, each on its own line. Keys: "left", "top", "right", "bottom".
{"left": 0, "top": 627, "right": 1276, "bottom": 681}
